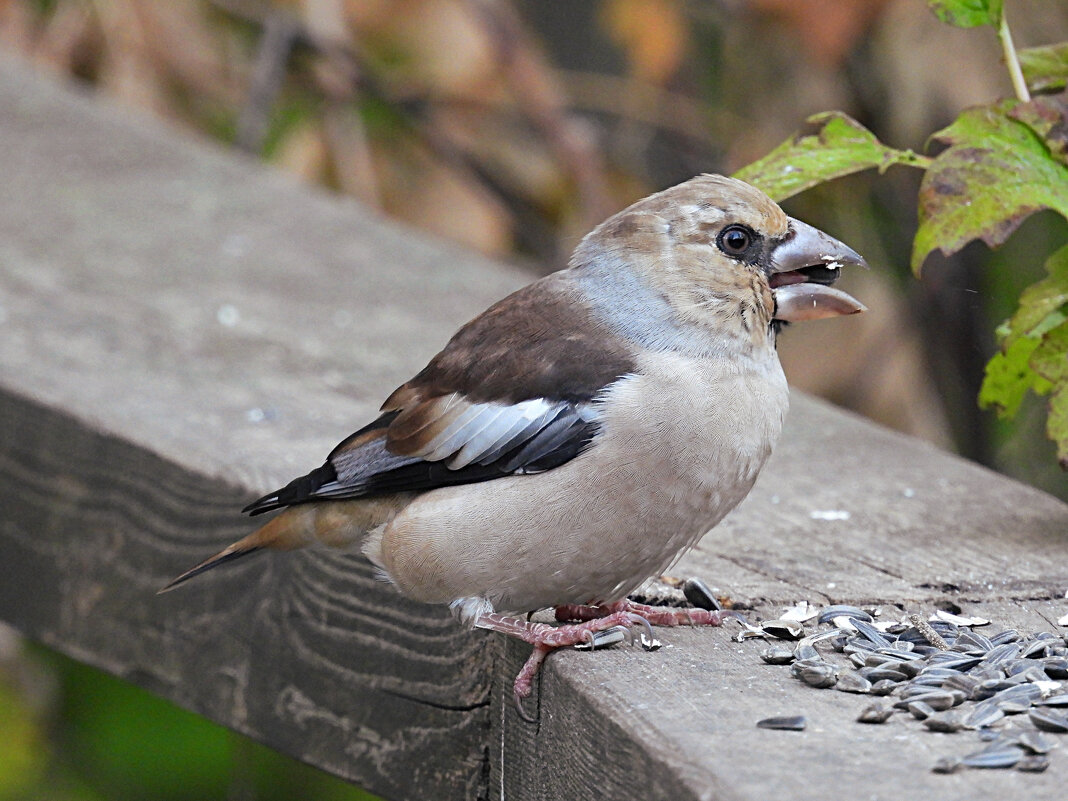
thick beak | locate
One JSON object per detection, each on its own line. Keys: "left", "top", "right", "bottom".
{"left": 768, "top": 219, "right": 868, "bottom": 322}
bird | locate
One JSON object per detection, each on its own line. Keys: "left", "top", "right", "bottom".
{"left": 161, "top": 173, "right": 867, "bottom": 715}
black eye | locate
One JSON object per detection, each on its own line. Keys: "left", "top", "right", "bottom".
{"left": 718, "top": 224, "right": 753, "bottom": 257}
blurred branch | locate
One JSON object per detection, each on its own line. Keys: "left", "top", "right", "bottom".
{"left": 463, "top": 0, "right": 615, "bottom": 229}
{"left": 209, "top": 0, "right": 567, "bottom": 260}
{"left": 234, "top": 10, "right": 300, "bottom": 153}
{"left": 560, "top": 69, "right": 725, "bottom": 145}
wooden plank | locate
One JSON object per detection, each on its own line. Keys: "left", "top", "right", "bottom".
{"left": 2, "top": 53, "right": 1067, "bottom": 801}
{"left": 0, "top": 53, "right": 523, "bottom": 801}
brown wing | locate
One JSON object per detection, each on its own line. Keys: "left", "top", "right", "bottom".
{"left": 243, "top": 273, "right": 636, "bottom": 516}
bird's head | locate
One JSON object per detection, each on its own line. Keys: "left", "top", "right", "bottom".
{"left": 573, "top": 174, "right": 867, "bottom": 354}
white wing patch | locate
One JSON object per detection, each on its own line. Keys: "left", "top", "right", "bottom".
{"left": 408, "top": 397, "right": 570, "bottom": 469}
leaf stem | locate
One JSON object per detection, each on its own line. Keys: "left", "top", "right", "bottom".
{"left": 998, "top": 10, "right": 1031, "bottom": 102}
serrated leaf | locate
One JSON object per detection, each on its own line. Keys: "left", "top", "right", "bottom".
{"left": 980, "top": 245, "right": 1068, "bottom": 423}
{"left": 911, "top": 101, "right": 1068, "bottom": 273}
{"left": 1009, "top": 92, "right": 1068, "bottom": 165}
{"left": 980, "top": 335, "right": 1047, "bottom": 418}
{"left": 1018, "top": 43, "right": 1068, "bottom": 94}
{"left": 1048, "top": 380, "right": 1068, "bottom": 468}
{"left": 1006, "top": 243, "right": 1068, "bottom": 339}
{"left": 1032, "top": 320, "right": 1068, "bottom": 385}
{"left": 927, "top": 0, "right": 1003, "bottom": 28}
{"left": 1030, "top": 321, "right": 1068, "bottom": 466}
{"left": 732, "top": 112, "right": 927, "bottom": 203}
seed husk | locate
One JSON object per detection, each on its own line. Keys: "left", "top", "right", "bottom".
{"left": 762, "top": 619, "right": 805, "bottom": 640}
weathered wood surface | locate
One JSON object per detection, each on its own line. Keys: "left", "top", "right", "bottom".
{"left": 1, "top": 53, "right": 1067, "bottom": 801}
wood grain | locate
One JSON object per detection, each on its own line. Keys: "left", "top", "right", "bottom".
{"left": 1, "top": 51, "right": 1067, "bottom": 801}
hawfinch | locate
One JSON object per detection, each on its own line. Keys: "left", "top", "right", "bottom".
{"left": 163, "top": 174, "right": 867, "bottom": 712}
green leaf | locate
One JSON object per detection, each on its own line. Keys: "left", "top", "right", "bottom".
{"left": 980, "top": 244, "right": 1068, "bottom": 427}
{"left": 911, "top": 101, "right": 1068, "bottom": 273}
{"left": 1009, "top": 92, "right": 1068, "bottom": 165}
{"left": 1031, "top": 321, "right": 1068, "bottom": 467}
{"left": 1018, "top": 42, "right": 1068, "bottom": 94}
{"left": 1005, "top": 243, "right": 1068, "bottom": 337}
{"left": 732, "top": 112, "right": 928, "bottom": 204}
{"left": 927, "top": 0, "right": 1003, "bottom": 28}
{"left": 980, "top": 335, "right": 1048, "bottom": 418}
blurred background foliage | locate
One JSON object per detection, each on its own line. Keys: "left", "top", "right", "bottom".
{"left": 0, "top": 0, "right": 1066, "bottom": 798}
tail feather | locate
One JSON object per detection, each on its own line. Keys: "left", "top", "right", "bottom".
{"left": 157, "top": 543, "right": 264, "bottom": 594}
{"left": 159, "top": 495, "right": 409, "bottom": 594}
{"left": 157, "top": 507, "right": 315, "bottom": 594}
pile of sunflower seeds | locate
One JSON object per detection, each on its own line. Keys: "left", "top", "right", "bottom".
{"left": 743, "top": 602, "right": 1068, "bottom": 773}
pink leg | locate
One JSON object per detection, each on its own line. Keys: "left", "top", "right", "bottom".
{"left": 476, "top": 610, "right": 645, "bottom": 720}
{"left": 479, "top": 600, "right": 744, "bottom": 721}
{"left": 556, "top": 599, "right": 740, "bottom": 627}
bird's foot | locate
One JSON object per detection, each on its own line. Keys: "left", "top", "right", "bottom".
{"left": 477, "top": 600, "right": 746, "bottom": 722}
{"left": 555, "top": 598, "right": 742, "bottom": 628}
{"left": 475, "top": 609, "right": 653, "bottom": 721}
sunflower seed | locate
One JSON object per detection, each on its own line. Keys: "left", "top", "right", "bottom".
{"left": 1044, "top": 656, "right": 1068, "bottom": 679}
{"left": 1016, "top": 755, "right": 1051, "bottom": 773}
{"left": 852, "top": 618, "right": 894, "bottom": 646}
{"left": 573, "top": 625, "right": 628, "bottom": 649}
{"left": 923, "top": 710, "right": 965, "bottom": 732}
{"left": 756, "top": 715, "right": 805, "bottom": 731}
{"left": 870, "top": 679, "right": 899, "bottom": 696}
{"left": 941, "top": 673, "right": 981, "bottom": 699}
{"left": 991, "top": 683, "right": 1042, "bottom": 712}
{"left": 954, "top": 629, "right": 994, "bottom": 654}
{"left": 760, "top": 646, "right": 795, "bottom": 665}
{"left": 1020, "top": 639, "right": 1053, "bottom": 659}
{"left": 963, "top": 700, "right": 1005, "bottom": 729}
{"left": 793, "top": 660, "right": 838, "bottom": 688}
{"left": 981, "top": 642, "right": 1021, "bottom": 665}
{"left": 990, "top": 629, "right": 1021, "bottom": 646}
{"left": 924, "top": 654, "right": 983, "bottom": 672}
{"left": 1018, "top": 730, "right": 1057, "bottom": 755}
{"left": 932, "top": 756, "right": 962, "bottom": 773}
{"left": 1029, "top": 707, "right": 1068, "bottom": 733}
{"left": 857, "top": 702, "right": 894, "bottom": 724}
{"left": 682, "top": 577, "right": 722, "bottom": 611}
{"left": 836, "top": 670, "right": 872, "bottom": 694}
{"left": 961, "top": 745, "right": 1025, "bottom": 769}
{"left": 899, "top": 691, "right": 959, "bottom": 712}
{"left": 908, "top": 701, "right": 937, "bottom": 720}
{"left": 816, "top": 605, "right": 873, "bottom": 625}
